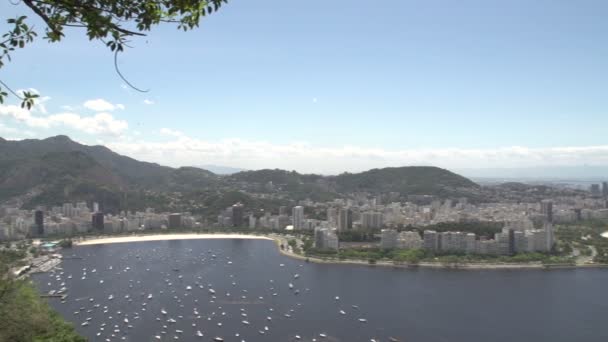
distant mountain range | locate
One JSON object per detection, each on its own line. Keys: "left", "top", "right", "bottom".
{"left": 0, "top": 135, "right": 494, "bottom": 213}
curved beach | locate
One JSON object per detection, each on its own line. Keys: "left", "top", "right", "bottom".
{"left": 75, "top": 233, "right": 273, "bottom": 246}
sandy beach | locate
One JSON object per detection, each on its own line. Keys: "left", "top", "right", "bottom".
{"left": 75, "top": 233, "right": 274, "bottom": 246}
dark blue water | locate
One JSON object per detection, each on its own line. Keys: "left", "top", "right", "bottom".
{"left": 32, "top": 239, "right": 608, "bottom": 342}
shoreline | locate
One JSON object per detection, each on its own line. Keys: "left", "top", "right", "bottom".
{"left": 74, "top": 233, "right": 274, "bottom": 246}
{"left": 68, "top": 233, "right": 608, "bottom": 270}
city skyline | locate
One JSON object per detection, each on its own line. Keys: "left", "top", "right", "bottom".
{"left": 1, "top": 1, "right": 608, "bottom": 174}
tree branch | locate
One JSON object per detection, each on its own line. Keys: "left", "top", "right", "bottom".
{"left": 22, "top": 0, "right": 62, "bottom": 36}
{"left": 0, "top": 79, "right": 24, "bottom": 99}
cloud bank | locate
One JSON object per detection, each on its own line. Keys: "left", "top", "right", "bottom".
{"left": 105, "top": 131, "right": 608, "bottom": 174}
{"left": 0, "top": 104, "right": 128, "bottom": 136}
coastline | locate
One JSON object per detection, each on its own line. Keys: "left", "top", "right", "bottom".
{"left": 68, "top": 233, "right": 608, "bottom": 270}
{"left": 74, "top": 233, "right": 273, "bottom": 246}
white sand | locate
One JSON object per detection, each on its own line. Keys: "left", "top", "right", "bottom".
{"left": 75, "top": 233, "right": 274, "bottom": 246}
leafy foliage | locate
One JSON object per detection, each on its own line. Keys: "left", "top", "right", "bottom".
{"left": 1, "top": 0, "right": 228, "bottom": 106}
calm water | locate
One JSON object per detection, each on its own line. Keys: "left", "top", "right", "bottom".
{"left": 32, "top": 239, "right": 608, "bottom": 342}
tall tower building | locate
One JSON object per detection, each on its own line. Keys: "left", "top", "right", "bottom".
{"left": 232, "top": 203, "right": 244, "bottom": 227}
{"left": 327, "top": 207, "right": 338, "bottom": 226}
{"left": 603, "top": 182, "right": 608, "bottom": 198}
{"left": 337, "top": 207, "right": 353, "bottom": 231}
{"left": 544, "top": 222, "right": 554, "bottom": 252}
{"left": 292, "top": 206, "right": 304, "bottom": 230}
{"left": 540, "top": 200, "right": 553, "bottom": 223}
{"left": 34, "top": 210, "right": 44, "bottom": 236}
{"left": 92, "top": 212, "right": 104, "bottom": 231}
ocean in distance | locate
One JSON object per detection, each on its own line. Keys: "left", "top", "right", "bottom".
{"left": 32, "top": 239, "right": 608, "bottom": 342}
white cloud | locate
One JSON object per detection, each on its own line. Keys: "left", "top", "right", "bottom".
{"left": 159, "top": 128, "right": 184, "bottom": 137}
{"left": 83, "top": 98, "right": 122, "bottom": 112}
{"left": 0, "top": 104, "right": 128, "bottom": 136}
{"left": 0, "top": 123, "right": 36, "bottom": 137}
{"left": 143, "top": 99, "right": 155, "bottom": 105}
{"left": 104, "top": 130, "right": 608, "bottom": 174}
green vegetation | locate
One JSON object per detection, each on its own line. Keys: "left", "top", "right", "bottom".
{"left": 332, "top": 166, "right": 482, "bottom": 199}
{"left": 57, "top": 239, "right": 73, "bottom": 248}
{"left": 304, "top": 246, "right": 574, "bottom": 265}
{"left": 0, "top": 279, "right": 85, "bottom": 342}
{"left": 337, "top": 230, "right": 379, "bottom": 242}
{"left": 556, "top": 220, "right": 608, "bottom": 263}
{"left": 1, "top": 247, "right": 83, "bottom": 341}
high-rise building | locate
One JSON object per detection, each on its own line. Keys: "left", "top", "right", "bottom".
{"left": 337, "top": 207, "right": 353, "bottom": 231}
{"left": 540, "top": 200, "right": 553, "bottom": 223}
{"left": 34, "top": 210, "right": 44, "bottom": 236}
{"left": 92, "top": 212, "right": 104, "bottom": 231}
{"left": 361, "top": 211, "right": 384, "bottom": 229}
{"left": 279, "top": 206, "right": 288, "bottom": 216}
{"left": 232, "top": 203, "right": 244, "bottom": 227}
{"left": 168, "top": 213, "right": 182, "bottom": 229}
{"left": 314, "top": 227, "right": 339, "bottom": 250}
{"left": 544, "top": 222, "right": 554, "bottom": 252}
{"left": 327, "top": 207, "right": 338, "bottom": 226}
{"left": 603, "top": 182, "right": 608, "bottom": 198}
{"left": 423, "top": 230, "right": 438, "bottom": 251}
{"left": 590, "top": 184, "right": 601, "bottom": 197}
{"left": 292, "top": 206, "right": 304, "bottom": 230}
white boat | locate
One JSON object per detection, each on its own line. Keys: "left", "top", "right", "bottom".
{"left": 319, "top": 333, "right": 327, "bottom": 338}
{"left": 161, "top": 309, "right": 167, "bottom": 315}
{"left": 359, "top": 318, "right": 368, "bottom": 323}
{"left": 294, "top": 274, "right": 300, "bottom": 279}
{"left": 148, "top": 294, "right": 153, "bottom": 299}
{"left": 242, "top": 320, "right": 249, "bottom": 325}
{"left": 186, "top": 286, "right": 192, "bottom": 291}
{"left": 208, "top": 289, "right": 216, "bottom": 294}
{"left": 289, "top": 283, "right": 294, "bottom": 289}
{"left": 339, "top": 310, "right": 346, "bottom": 315}
{"left": 196, "top": 331, "right": 203, "bottom": 337}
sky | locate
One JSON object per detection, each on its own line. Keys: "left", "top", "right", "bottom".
{"left": 0, "top": 0, "right": 607, "bottom": 174}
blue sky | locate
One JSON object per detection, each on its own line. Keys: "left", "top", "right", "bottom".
{"left": 1, "top": 0, "right": 607, "bottom": 173}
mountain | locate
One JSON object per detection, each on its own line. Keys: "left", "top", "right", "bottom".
{"left": 0, "top": 135, "right": 486, "bottom": 212}
{"left": 226, "top": 166, "right": 482, "bottom": 201}
{"left": 196, "top": 164, "right": 246, "bottom": 175}
{"left": 331, "top": 166, "right": 482, "bottom": 199}
{"left": 0, "top": 136, "right": 221, "bottom": 210}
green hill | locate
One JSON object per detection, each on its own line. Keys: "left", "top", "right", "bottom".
{"left": 331, "top": 166, "right": 481, "bottom": 197}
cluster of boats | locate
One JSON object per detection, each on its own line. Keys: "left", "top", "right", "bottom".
{"left": 39, "top": 245, "right": 400, "bottom": 342}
